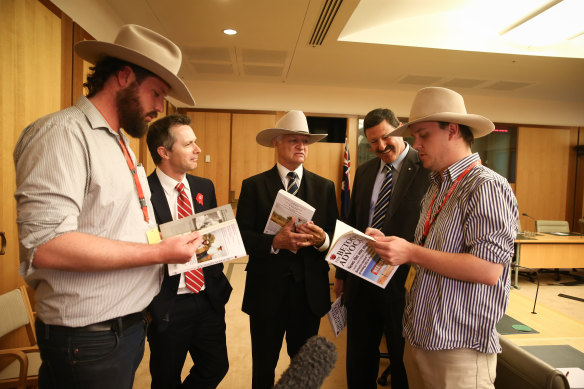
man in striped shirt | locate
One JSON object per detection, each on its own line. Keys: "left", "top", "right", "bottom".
{"left": 369, "top": 87, "right": 518, "bottom": 389}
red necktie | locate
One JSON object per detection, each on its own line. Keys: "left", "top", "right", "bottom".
{"left": 176, "top": 182, "right": 204, "bottom": 293}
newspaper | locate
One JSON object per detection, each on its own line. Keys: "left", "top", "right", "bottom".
{"left": 327, "top": 296, "right": 347, "bottom": 337}
{"left": 326, "top": 219, "right": 398, "bottom": 289}
{"left": 160, "top": 204, "right": 247, "bottom": 276}
{"left": 263, "top": 189, "right": 315, "bottom": 235}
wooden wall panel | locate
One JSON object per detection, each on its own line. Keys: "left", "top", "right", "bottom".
{"left": 188, "top": 112, "right": 232, "bottom": 206}
{"left": 515, "top": 127, "right": 571, "bottom": 232}
{"left": 230, "top": 113, "right": 277, "bottom": 207}
{"left": 304, "top": 142, "right": 344, "bottom": 209}
{"left": 0, "top": 0, "right": 61, "bottom": 294}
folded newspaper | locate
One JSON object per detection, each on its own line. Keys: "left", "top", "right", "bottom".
{"left": 326, "top": 219, "right": 398, "bottom": 289}
{"left": 327, "top": 296, "right": 347, "bottom": 337}
{"left": 160, "top": 204, "right": 247, "bottom": 276}
{"left": 263, "top": 189, "right": 315, "bottom": 235}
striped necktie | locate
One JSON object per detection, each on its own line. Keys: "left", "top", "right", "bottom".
{"left": 176, "top": 182, "right": 204, "bottom": 293}
{"left": 371, "top": 164, "right": 393, "bottom": 230}
{"left": 287, "top": 172, "right": 299, "bottom": 195}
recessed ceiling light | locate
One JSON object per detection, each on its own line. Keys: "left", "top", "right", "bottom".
{"left": 223, "top": 29, "right": 237, "bottom": 36}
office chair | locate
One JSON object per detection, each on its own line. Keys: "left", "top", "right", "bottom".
{"left": 535, "top": 220, "right": 572, "bottom": 281}
{"left": 0, "top": 286, "right": 40, "bottom": 389}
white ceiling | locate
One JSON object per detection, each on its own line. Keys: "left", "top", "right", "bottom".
{"left": 53, "top": 0, "right": 584, "bottom": 125}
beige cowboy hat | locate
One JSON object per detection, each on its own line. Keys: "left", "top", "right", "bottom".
{"left": 392, "top": 87, "right": 494, "bottom": 138}
{"left": 74, "top": 24, "right": 195, "bottom": 106}
{"left": 256, "top": 110, "right": 327, "bottom": 147}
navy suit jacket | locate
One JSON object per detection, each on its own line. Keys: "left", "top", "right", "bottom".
{"left": 236, "top": 165, "right": 338, "bottom": 319}
{"left": 337, "top": 147, "right": 430, "bottom": 306}
{"left": 147, "top": 172, "right": 232, "bottom": 332}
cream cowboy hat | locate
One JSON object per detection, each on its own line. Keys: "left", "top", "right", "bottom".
{"left": 74, "top": 24, "right": 195, "bottom": 106}
{"left": 392, "top": 87, "right": 494, "bottom": 138}
{"left": 256, "top": 110, "right": 327, "bottom": 147}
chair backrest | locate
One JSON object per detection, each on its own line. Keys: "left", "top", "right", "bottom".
{"left": 0, "top": 286, "right": 36, "bottom": 343}
{"left": 495, "top": 336, "right": 569, "bottom": 389}
{"left": 535, "top": 220, "right": 570, "bottom": 233}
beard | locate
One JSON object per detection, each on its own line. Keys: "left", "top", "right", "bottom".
{"left": 116, "top": 82, "right": 157, "bottom": 138}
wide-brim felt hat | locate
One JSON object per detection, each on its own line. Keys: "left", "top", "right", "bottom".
{"left": 256, "top": 110, "right": 327, "bottom": 147}
{"left": 392, "top": 87, "right": 494, "bottom": 138}
{"left": 75, "top": 24, "right": 195, "bottom": 106}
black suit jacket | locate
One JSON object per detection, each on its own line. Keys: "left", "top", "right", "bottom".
{"left": 337, "top": 147, "right": 430, "bottom": 307}
{"left": 236, "top": 165, "right": 338, "bottom": 320}
{"left": 147, "top": 172, "right": 232, "bottom": 332}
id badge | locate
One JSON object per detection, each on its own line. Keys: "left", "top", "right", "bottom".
{"left": 404, "top": 266, "right": 417, "bottom": 293}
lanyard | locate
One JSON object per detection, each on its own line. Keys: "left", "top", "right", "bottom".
{"left": 420, "top": 160, "right": 481, "bottom": 246}
{"left": 118, "top": 137, "right": 150, "bottom": 223}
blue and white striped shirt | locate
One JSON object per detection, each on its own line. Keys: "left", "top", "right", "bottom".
{"left": 403, "top": 153, "right": 518, "bottom": 354}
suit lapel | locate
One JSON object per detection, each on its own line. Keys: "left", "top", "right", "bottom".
{"left": 148, "top": 173, "right": 173, "bottom": 224}
{"left": 386, "top": 148, "right": 420, "bottom": 220}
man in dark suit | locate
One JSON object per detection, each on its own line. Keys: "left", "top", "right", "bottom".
{"left": 334, "top": 108, "right": 430, "bottom": 389}
{"left": 146, "top": 114, "right": 232, "bottom": 389}
{"left": 236, "top": 110, "right": 339, "bottom": 389}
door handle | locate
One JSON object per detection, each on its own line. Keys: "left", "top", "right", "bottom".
{"left": 0, "top": 232, "right": 5, "bottom": 255}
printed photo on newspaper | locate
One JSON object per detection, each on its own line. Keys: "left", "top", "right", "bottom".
{"left": 326, "top": 219, "right": 398, "bottom": 289}
{"left": 327, "top": 295, "right": 347, "bottom": 337}
{"left": 160, "top": 204, "right": 247, "bottom": 276}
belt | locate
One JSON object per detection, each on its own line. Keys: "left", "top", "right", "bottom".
{"left": 39, "top": 311, "right": 146, "bottom": 333}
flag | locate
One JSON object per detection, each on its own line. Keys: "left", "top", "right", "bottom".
{"left": 341, "top": 137, "right": 351, "bottom": 220}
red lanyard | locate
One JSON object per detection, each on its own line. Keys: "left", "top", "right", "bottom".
{"left": 420, "top": 160, "right": 481, "bottom": 245}
{"left": 118, "top": 138, "right": 150, "bottom": 223}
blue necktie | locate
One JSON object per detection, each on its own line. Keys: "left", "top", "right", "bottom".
{"left": 287, "top": 172, "right": 299, "bottom": 196}
{"left": 371, "top": 164, "right": 393, "bottom": 229}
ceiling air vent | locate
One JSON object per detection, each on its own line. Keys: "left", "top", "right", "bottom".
{"left": 309, "top": 0, "right": 343, "bottom": 47}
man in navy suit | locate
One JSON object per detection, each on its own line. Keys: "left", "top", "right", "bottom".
{"left": 236, "top": 110, "right": 338, "bottom": 389}
{"left": 146, "top": 114, "right": 232, "bottom": 389}
{"left": 334, "top": 108, "right": 430, "bottom": 389}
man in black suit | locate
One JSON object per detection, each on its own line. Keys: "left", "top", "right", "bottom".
{"left": 334, "top": 108, "right": 430, "bottom": 389}
{"left": 236, "top": 110, "right": 338, "bottom": 389}
{"left": 146, "top": 114, "right": 232, "bottom": 389}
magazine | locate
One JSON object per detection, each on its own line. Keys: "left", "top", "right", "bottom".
{"left": 326, "top": 219, "right": 398, "bottom": 289}
{"left": 327, "top": 296, "right": 347, "bottom": 337}
{"left": 160, "top": 204, "right": 247, "bottom": 276}
{"left": 263, "top": 189, "right": 315, "bottom": 235}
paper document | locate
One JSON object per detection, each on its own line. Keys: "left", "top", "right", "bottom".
{"left": 160, "top": 204, "right": 247, "bottom": 275}
{"left": 327, "top": 296, "right": 347, "bottom": 337}
{"left": 326, "top": 219, "right": 398, "bottom": 289}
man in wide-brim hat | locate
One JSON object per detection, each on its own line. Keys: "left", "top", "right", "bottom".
{"left": 14, "top": 24, "right": 201, "bottom": 388}
{"left": 369, "top": 87, "right": 518, "bottom": 389}
{"left": 236, "top": 110, "right": 338, "bottom": 389}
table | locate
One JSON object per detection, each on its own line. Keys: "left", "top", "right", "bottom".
{"left": 513, "top": 233, "right": 584, "bottom": 288}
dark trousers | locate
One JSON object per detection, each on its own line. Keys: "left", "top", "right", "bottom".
{"left": 346, "top": 283, "right": 408, "bottom": 389}
{"left": 147, "top": 292, "right": 228, "bottom": 389}
{"left": 249, "top": 278, "right": 320, "bottom": 389}
{"left": 35, "top": 316, "right": 146, "bottom": 389}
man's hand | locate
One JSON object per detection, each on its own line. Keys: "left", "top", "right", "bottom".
{"left": 369, "top": 235, "right": 413, "bottom": 266}
{"left": 296, "top": 221, "right": 326, "bottom": 247}
{"left": 159, "top": 231, "right": 203, "bottom": 264}
{"left": 272, "top": 218, "right": 313, "bottom": 251}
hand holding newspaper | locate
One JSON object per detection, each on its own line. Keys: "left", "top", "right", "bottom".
{"left": 326, "top": 219, "right": 398, "bottom": 289}
{"left": 160, "top": 204, "right": 247, "bottom": 276}
{"left": 263, "top": 189, "right": 315, "bottom": 253}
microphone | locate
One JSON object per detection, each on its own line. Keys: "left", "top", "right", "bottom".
{"left": 274, "top": 336, "right": 337, "bottom": 389}
{"left": 522, "top": 213, "right": 536, "bottom": 222}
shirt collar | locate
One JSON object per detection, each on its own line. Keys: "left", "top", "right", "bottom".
{"left": 276, "top": 162, "right": 303, "bottom": 182}
{"left": 156, "top": 167, "right": 190, "bottom": 196}
{"left": 430, "top": 152, "right": 481, "bottom": 185}
{"left": 378, "top": 142, "right": 410, "bottom": 173}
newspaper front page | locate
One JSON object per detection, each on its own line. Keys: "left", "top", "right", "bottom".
{"left": 326, "top": 219, "right": 398, "bottom": 289}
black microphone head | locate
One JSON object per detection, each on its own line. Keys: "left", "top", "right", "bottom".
{"left": 522, "top": 213, "right": 528, "bottom": 216}
{"left": 274, "top": 336, "right": 337, "bottom": 389}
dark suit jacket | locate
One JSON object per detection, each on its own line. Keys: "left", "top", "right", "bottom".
{"left": 337, "top": 147, "right": 430, "bottom": 307}
{"left": 147, "top": 172, "right": 232, "bottom": 332}
{"left": 237, "top": 165, "right": 338, "bottom": 320}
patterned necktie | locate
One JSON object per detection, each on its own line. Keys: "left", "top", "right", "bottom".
{"left": 287, "top": 172, "right": 299, "bottom": 196}
{"left": 176, "top": 182, "right": 204, "bottom": 293}
{"left": 371, "top": 164, "right": 393, "bottom": 230}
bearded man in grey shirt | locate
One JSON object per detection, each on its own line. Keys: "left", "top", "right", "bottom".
{"left": 13, "top": 24, "right": 201, "bottom": 389}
